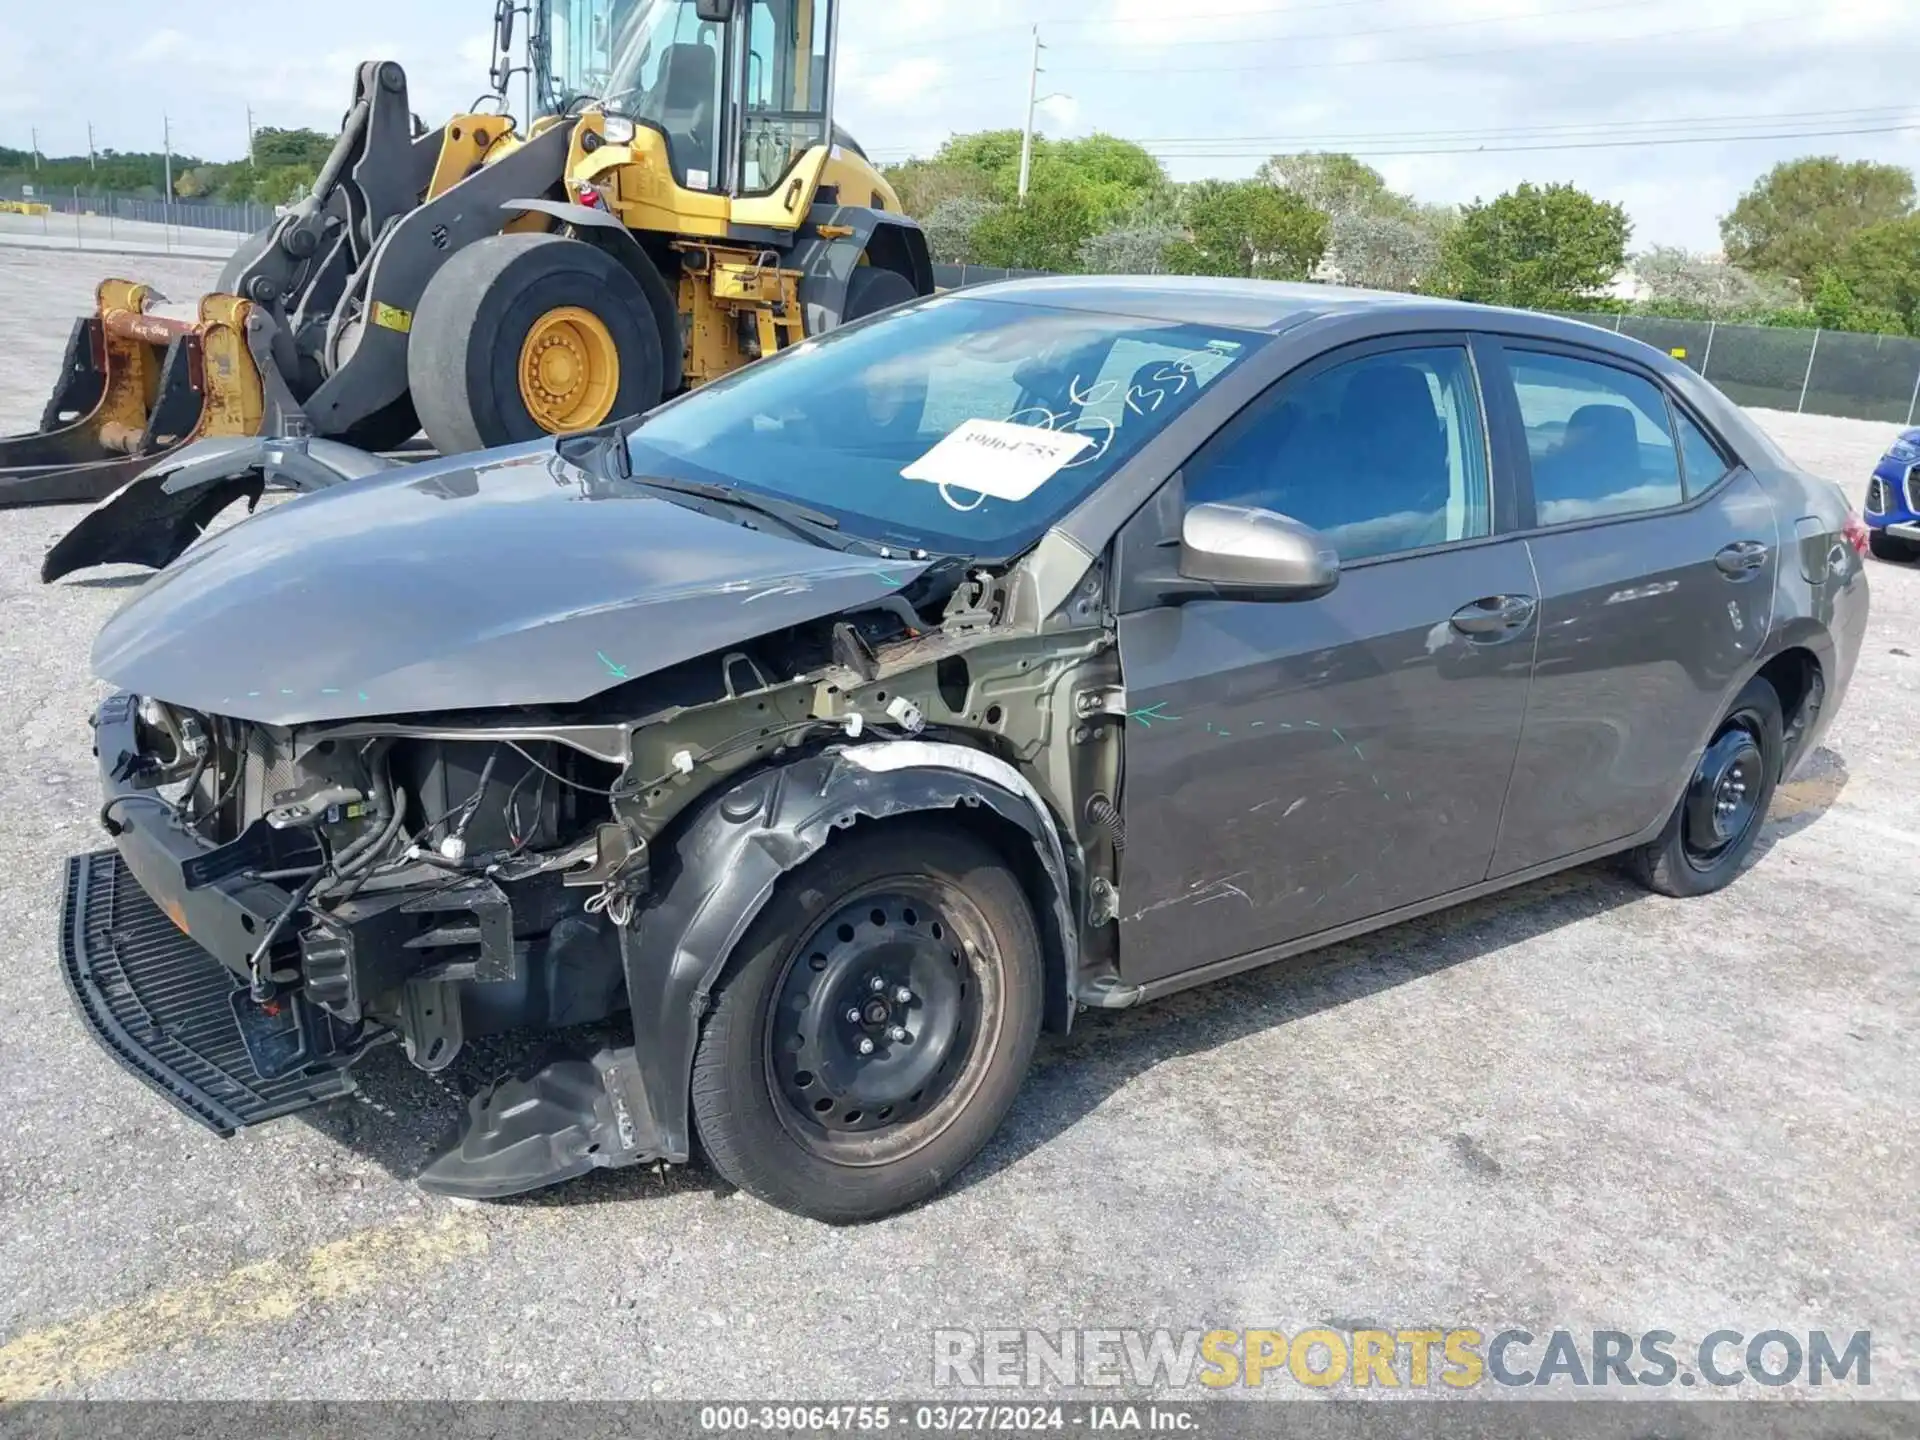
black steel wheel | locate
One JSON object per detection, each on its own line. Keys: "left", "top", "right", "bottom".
{"left": 769, "top": 882, "right": 992, "bottom": 1162}
{"left": 1628, "top": 676, "right": 1784, "bottom": 898}
{"left": 692, "top": 823, "right": 1043, "bottom": 1223}
{"left": 1681, "top": 724, "right": 1765, "bottom": 869}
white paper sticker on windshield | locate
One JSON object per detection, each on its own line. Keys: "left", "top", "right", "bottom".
{"left": 901, "top": 420, "right": 1094, "bottom": 502}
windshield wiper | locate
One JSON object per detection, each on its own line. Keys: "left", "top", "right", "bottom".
{"left": 630, "top": 475, "right": 851, "bottom": 550}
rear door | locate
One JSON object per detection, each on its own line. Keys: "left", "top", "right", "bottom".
{"left": 1486, "top": 342, "right": 1778, "bottom": 875}
{"left": 1113, "top": 336, "right": 1539, "bottom": 985}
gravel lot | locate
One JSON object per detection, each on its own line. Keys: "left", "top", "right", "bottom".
{"left": 0, "top": 244, "right": 1915, "bottom": 1405}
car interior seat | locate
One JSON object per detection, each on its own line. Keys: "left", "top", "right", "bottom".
{"left": 1537, "top": 403, "right": 1642, "bottom": 517}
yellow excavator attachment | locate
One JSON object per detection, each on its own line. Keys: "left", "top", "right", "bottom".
{"left": 0, "top": 280, "right": 265, "bottom": 505}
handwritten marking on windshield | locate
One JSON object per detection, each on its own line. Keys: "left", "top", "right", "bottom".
{"left": 597, "top": 652, "right": 630, "bottom": 680}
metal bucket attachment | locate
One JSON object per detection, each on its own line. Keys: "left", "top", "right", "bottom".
{"left": 0, "top": 280, "right": 265, "bottom": 507}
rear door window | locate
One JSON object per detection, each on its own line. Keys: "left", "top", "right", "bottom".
{"left": 1506, "top": 350, "right": 1683, "bottom": 525}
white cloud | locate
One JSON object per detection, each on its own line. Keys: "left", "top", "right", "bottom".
{"left": 11, "top": 0, "right": 1917, "bottom": 253}
{"left": 1037, "top": 94, "right": 1080, "bottom": 131}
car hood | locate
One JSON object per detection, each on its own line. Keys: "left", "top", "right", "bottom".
{"left": 92, "top": 445, "right": 925, "bottom": 725}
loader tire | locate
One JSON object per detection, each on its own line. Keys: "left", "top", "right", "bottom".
{"left": 408, "top": 233, "right": 665, "bottom": 455}
{"left": 843, "top": 264, "right": 919, "bottom": 322}
{"left": 338, "top": 394, "right": 420, "bottom": 452}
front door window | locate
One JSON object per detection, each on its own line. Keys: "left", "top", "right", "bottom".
{"left": 1184, "top": 346, "right": 1492, "bottom": 562}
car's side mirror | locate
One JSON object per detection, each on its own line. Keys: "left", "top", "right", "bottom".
{"left": 1177, "top": 502, "right": 1339, "bottom": 601}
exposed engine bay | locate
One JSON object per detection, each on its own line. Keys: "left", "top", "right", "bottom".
{"left": 84, "top": 551, "right": 1125, "bottom": 1196}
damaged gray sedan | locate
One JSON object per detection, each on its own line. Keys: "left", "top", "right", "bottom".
{"left": 65, "top": 277, "right": 1867, "bottom": 1222}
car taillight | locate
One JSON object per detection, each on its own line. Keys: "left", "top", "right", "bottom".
{"left": 1843, "top": 512, "right": 1870, "bottom": 556}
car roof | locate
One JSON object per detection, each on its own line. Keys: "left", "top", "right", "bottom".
{"left": 955, "top": 274, "right": 1484, "bottom": 332}
{"left": 955, "top": 274, "right": 1638, "bottom": 350}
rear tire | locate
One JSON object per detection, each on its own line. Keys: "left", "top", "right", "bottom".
{"left": 1868, "top": 527, "right": 1919, "bottom": 563}
{"left": 1627, "top": 676, "right": 1783, "bottom": 898}
{"left": 408, "top": 233, "right": 665, "bottom": 455}
{"left": 842, "top": 265, "right": 920, "bottom": 323}
{"left": 691, "top": 823, "right": 1043, "bottom": 1224}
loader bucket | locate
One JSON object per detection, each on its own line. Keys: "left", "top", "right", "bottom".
{"left": 0, "top": 281, "right": 264, "bottom": 508}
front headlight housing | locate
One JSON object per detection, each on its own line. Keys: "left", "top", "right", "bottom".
{"left": 599, "top": 115, "right": 636, "bottom": 145}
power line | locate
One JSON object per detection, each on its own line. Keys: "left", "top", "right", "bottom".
{"left": 1058, "top": 0, "right": 1679, "bottom": 55}
{"left": 849, "top": 0, "right": 1416, "bottom": 61}
{"left": 864, "top": 114, "right": 1920, "bottom": 163}
{"left": 1130, "top": 121, "right": 1920, "bottom": 160}
{"left": 874, "top": 7, "right": 1801, "bottom": 95}
{"left": 1129, "top": 106, "right": 1918, "bottom": 148}
{"left": 1048, "top": 8, "right": 1801, "bottom": 76}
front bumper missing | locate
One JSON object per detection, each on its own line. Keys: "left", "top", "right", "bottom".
{"left": 59, "top": 849, "right": 359, "bottom": 1135}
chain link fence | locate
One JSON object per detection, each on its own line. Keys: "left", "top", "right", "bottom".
{"left": 931, "top": 263, "right": 1057, "bottom": 289}
{"left": 0, "top": 183, "right": 270, "bottom": 236}
{"left": 1556, "top": 313, "right": 1920, "bottom": 426}
{"left": 931, "top": 266, "right": 1920, "bottom": 429}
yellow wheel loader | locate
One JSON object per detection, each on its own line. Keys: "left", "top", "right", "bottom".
{"left": 11, "top": 0, "right": 933, "bottom": 576}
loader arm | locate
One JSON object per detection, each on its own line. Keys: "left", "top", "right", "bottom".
{"left": 301, "top": 122, "right": 577, "bottom": 441}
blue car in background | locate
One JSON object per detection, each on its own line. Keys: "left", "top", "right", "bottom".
{"left": 1867, "top": 427, "right": 1920, "bottom": 561}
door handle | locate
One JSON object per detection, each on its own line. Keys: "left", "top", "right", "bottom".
{"left": 1715, "top": 540, "right": 1770, "bottom": 576}
{"left": 1450, "top": 594, "right": 1537, "bottom": 636}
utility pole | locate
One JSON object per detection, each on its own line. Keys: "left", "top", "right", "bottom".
{"left": 30, "top": 126, "right": 39, "bottom": 171}
{"left": 246, "top": 105, "right": 256, "bottom": 168}
{"left": 1017, "top": 26, "right": 1042, "bottom": 206}
{"left": 87, "top": 121, "right": 96, "bottom": 172}
{"left": 162, "top": 113, "right": 175, "bottom": 231}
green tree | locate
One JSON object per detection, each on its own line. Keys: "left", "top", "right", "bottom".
{"left": 1834, "top": 214, "right": 1920, "bottom": 333}
{"left": 1325, "top": 209, "right": 1445, "bottom": 293}
{"left": 921, "top": 196, "right": 998, "bottom": 264}
{"left": 249, "top": 127, "right": 334, "bottom": 170}
{"left": 969, "top": 188, "right": 1097, "bottom": 272}
{"left": 882, "top": 157, "right": 995, "bottom": 218}
{"left": 1257, "top": 152, "right": 1414, "bottom": 221}
{"left": 1080, "top": 216, "right": 1184, "bottom": 274}
{"left": 1721, "top": 156, "right": 1914, "bottom": 290}
{"left": 1165, "top": 179, "right": 1328, "bottom": 280}
{"left": 1437, "top": 181, "right": 1630, "bottom": 309}
{"left": 1631, "top": 245, "right": 1799, "bottom": 319}
{"left": 887, "top": 129, "right": 1166, "bottom": 228}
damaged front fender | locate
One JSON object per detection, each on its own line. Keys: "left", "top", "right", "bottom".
{"left": 41, "top": 434, "right": 394, "bottom": 582}
{"left": 416, "top": 743, "right": 1083, "bottom": 1197}
{"left": 626, "top": 741, "right": 1083, "bottom": 1163}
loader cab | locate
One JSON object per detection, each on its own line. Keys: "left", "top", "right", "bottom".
{"left": 536, "top": 0, "right": 837, "bottom": 198}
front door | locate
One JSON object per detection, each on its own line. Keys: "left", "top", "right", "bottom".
{"left": 1114, "top": 338, "right": 1538, "bottom": 986}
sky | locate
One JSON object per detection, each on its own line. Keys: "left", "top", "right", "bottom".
{"left": 3, "top": 0, "right": 1917, "bottom": 252}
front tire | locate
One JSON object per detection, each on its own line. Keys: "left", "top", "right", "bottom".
{"left": 1627, "top": 676, "right": 1783, "bottom": 898}
{"left": 691, "top": 823, "right": 1043, "bottom": 1224}
{"left": 1869, "top": 527, "right": 1919, "bottom": 563}
{"left": 408, "top": 233, "right": 665, "bottom": 455}
{"left": 842, "top": 264, "right": 920, "bottom": 323}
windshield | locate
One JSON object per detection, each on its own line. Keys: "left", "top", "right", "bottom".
{"left": 624, "top": 296, "right": 1265, "bottom": 558}
{"left": 539, "top": 0, "right": 830, "bottom": 193}
{"left": 540, "top": 1, "right": 722, "bottom": 122}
